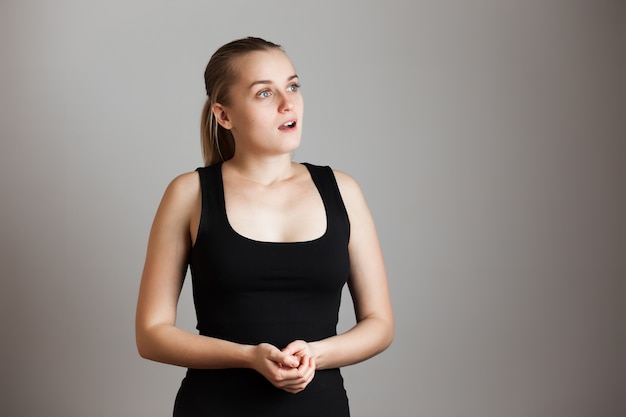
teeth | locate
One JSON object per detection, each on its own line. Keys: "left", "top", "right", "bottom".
{"left": 284, "top": 121, "right": 295, "bottom": 128}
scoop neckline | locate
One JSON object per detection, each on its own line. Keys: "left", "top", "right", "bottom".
{"left": 217, "top": 162, "right": 329, "bottom": 245}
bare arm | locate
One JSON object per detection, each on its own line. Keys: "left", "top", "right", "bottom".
{"left": 296, "top": 170, "right": 394, "bottom": 370}
{"left": 135, "top": 172, "right": 251, "bottom": 367}
{"left": 135, "top": 172, "right": 312, "bottom": 393}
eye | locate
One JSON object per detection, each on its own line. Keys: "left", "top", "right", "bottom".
{"left": 287, "top": 83, "right": 301, "bottom": 92}
{"left": 257, "top": 89, "right": 272, "bottom": 98}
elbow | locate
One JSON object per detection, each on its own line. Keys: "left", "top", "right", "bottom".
{"left": 356, "top": 313, "right": 395, "bottom": 355}
{"left": 375, "top": 311, "right": 395, "bottom": 353}
{"left": 384, "top": 325, "right": 394, "bottom": 349}
{"left": 135, "top": 332, "right": 151, "bottom": 360}
{"left": 380, "top": 319, "right": 395, "bottom": 352}
{"left": 365, "top": 315, "right": 395, "bottom": 356}
{"left": 135, "top": 326, "right": 158, "bottom": 361}
{"left": 136, "top": 341, "right": 151, "bottom": 360}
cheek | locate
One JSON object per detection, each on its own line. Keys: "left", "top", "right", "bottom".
{"left": 246, "top": 113, "right": 263, "bottom": 126}
{"left": 233, "top": 109, "right": 258, "bottom": 129}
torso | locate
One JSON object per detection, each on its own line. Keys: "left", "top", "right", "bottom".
{"left": 179, "top": 161, "right": 352, "bottom": 417}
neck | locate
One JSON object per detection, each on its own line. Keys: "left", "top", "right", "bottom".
{"left": 224, "top": 153, "right": 296, "bottom": 186}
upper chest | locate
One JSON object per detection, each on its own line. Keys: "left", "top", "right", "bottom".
{"left": 221, "top": 170, "right": 327, "bottom": 243}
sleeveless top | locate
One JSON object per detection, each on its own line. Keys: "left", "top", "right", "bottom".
{"left": 173, "top": 162, "right": 351, "bottom": 417}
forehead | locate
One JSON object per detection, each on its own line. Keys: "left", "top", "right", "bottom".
{"left": 232, "top": 49, "right": 296, "bottom": 84}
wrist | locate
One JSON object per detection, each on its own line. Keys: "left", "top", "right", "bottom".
{"left": 239, "top": 344, "right": 257, "bottom": 369}
{"left": 308, "top": 340, "right": 323, "bottom": 365}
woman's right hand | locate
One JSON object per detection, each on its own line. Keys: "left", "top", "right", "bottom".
{"left": 251, "top": 343, "right": 316, "bottom": 394}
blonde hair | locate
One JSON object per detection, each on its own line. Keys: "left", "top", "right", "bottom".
{"left": 201, "top": 37, "right": 283, "bottom": 166}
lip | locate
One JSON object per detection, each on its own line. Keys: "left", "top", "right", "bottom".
{"left": 278, "top": 118, "right": 298, "bottom": 131}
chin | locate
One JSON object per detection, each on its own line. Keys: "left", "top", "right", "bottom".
{"left": 282, "top": 135, "right": 302, "bottom": 153}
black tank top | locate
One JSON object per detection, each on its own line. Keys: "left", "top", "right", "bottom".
{"left": 174, "top": 162, "right": 351, "bottom": 417}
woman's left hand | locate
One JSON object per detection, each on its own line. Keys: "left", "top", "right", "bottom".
{"left": 280, "top": 340, "right": 317, "bottom": 393}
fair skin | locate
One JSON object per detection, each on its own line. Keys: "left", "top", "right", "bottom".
{"left": 136, "top": 49, "right": 394, "bottom": 395}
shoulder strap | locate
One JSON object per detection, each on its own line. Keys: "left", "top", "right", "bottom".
{"left": 195, "top": 163, "right": 224, "bottom": 240}
{"left": 303, "top": 163, "right": 351, "bottom": 241}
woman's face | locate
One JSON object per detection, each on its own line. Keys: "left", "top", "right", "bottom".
{"left": 214, "top": 49, "right": 304, "bottom": 158}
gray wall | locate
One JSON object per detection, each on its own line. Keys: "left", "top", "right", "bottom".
{"left": 1, "top": 1, "right": 624, "bottom": 416}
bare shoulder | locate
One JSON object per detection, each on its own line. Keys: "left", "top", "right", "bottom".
{"left": 331, "top": 168, "right": 382, "bottom": 253}
{"left": 165, "top": 171, "right": 200, "bottom": 196}
{"left": 157, "top": 171, "right": 201, "bottom": 218}
{"left": 331, "top": 168, "right": 366, "bottom": 207}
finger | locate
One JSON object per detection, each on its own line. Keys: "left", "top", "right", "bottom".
{"left": 276, "top": 356, "right": 317, "bottom": 394}
{"left": 307, "top": 356, "right": 316, "bottom": 381}
{"left": 267, "top": 348, "right": 299, "bottom": 368}
{"left": 284, "top": 355, "right": 315, "bottom": 379}
{"left": 282, "top": 340, "right": 307, "bottom": 357}
{"left": 298, "top": 356, "right": 315, "bottom": 381}
{"left": 295, "top": 355, "right": 307, "bottom": 373}
{"left": 297, "top": 355, "right": 315, "bottom": 372}
{"left": 281, "top": 379, "right": 308, "bottom": 394}
{"left": 283, "top": 386, "right": 303, "bottom": 394}
{"left": 281, "top": 369, "right": 314, "bottom": 393}
{"left": 282, "top": 356, "right": 313, "bottom": 386}
{"left": 271, "top": 362, "right": 309, "bottom": 385}
{"left": 281, "top": 353, "right": 300, "bottom": 368}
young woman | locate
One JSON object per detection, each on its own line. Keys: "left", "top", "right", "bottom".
{"left": 135, "top": 37, "right": 394, "bottom": 416}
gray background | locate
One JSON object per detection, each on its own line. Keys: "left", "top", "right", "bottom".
{"left": 1, "top": 1, "right": 624, "bottom": 416}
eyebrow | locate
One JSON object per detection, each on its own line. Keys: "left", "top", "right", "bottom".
{"left": 248, "top": 74, "right": 299, "bottom": 89}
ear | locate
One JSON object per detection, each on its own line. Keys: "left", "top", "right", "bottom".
{"left": 212, "top": 103, "right": 233, "bottom": 130}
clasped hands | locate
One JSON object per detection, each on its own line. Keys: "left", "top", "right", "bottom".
{"left": 252, "top": 340, "right": 316, "bottom": 394}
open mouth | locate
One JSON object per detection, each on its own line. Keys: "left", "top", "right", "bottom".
{"left": 279, "top": 120, "right": 297, "bottom": 130}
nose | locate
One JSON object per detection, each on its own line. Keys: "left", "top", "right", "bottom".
{"left": 278, "top": 92, "right": 294, "bottom": 112}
